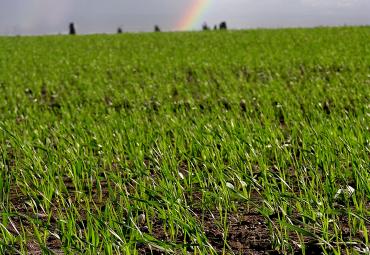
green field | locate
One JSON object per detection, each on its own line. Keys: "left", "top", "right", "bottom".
{"left": 0, "top": 26, "right": 369, "bottom": 254}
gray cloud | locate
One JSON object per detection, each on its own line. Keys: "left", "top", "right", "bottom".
{"left": 0, "top": 0, "right": 369, "bottom": 35}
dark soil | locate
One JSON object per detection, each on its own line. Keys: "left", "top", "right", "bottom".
{"left": 4, "top": 177, "right": 370, "bottom": 255}
{"left": 138, "top": 208, "right": 275, "bottom": 255}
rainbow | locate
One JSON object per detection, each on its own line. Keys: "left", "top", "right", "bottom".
{"left": 177, "top": 0, "right": 212, "bottom": 31}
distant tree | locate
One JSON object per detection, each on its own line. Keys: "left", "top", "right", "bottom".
{"left": 69, "top": 22, "right": 76, "bottom": 35}
{"left": 219, "top": 21, "right": 227, "bottom": 30}
{"left": 213, "top": 25, "right": 218, "bottom": 30}
{"left": 202, "top": 22, "right": 210, "bottom": 31}
{"left": 117, "top": 27, "right": 123, "bottom": 34}
{"left": 154, "top": 25, "right": 161, "bottom": 32}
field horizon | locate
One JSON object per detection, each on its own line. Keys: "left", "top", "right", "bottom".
{"left": 1, "top": 24, "right": 369, "bottom": 38}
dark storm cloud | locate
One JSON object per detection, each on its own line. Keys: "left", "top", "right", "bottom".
{"left": 0, "top": 0, "right": 369, "bottom": 35}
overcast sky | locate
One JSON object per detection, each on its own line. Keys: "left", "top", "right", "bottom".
{"left": 0, "top": 0, "right": 369, "bottom": 35}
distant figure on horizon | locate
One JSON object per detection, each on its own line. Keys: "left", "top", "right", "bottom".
{"left": 117, "top": 27, "right": 123, "bottom": 34}
{"left": 154, "top": 25, "right": 161, "bottom": 32}
{"left": 219, "top": 21, "right": 227, "bottom": 30}
{"left": 69, "top": 22, "right": 76, "bottom": 35}
{"left": 202, "top": 22, "right": 210, "bottom": 31}
{"left": 214, "top": 25, "right": 218, "bottom": 30}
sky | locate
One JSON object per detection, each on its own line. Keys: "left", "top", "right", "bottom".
{"left": 0, "top": 0, "right": 369, "bottom": 35}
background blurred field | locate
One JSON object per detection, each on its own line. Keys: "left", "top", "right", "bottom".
{"left": 0, "top": 26, "right": 369, "bottom": 254}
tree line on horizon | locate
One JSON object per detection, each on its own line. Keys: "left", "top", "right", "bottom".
{"left": 68, "top": 21, "right": 228, "bottom": 35}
